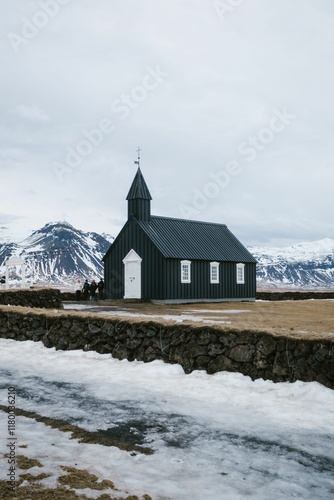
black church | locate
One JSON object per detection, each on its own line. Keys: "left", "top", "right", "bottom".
{"left": 103, "top": 167, "right": 256, "bottom": 302}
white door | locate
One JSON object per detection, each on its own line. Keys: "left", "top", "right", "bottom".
{"left": 122, "top": 249, "right": 142, "bottom": 299}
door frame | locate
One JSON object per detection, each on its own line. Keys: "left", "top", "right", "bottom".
{"left": 122, "top": 249, "right": 142, "bottom": 299}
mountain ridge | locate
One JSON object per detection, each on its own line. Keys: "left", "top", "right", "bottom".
{"left": 0, "top": 222, "right": 333, "bottom": 289}
{"left": 0, "top": 221, "right": 113, "bottom": 287}
{"left": 250, "top": 238, "right": 334, "bottom": 289}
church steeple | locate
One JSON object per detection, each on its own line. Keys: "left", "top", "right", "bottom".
{"left": 126, "top": 167, "right": 152, "bottom": 221}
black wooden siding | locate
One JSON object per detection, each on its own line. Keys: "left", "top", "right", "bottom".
{"left": 104, "top": 218, "right": 165, "bottom": 299}
{"left": 163, "top": 259, "right": 256, "bottom": 300}
{"left": 104, "top": 218, "right": 256, "bottom": 300}
{"left": 128, "top": 198, "right": 151, "bottom": 222}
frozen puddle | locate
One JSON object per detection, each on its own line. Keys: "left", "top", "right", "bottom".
{"left": 63, "top": 303, "right": 237, "bottom": 324}
{"left": 1, "top": 340, "right": 334, "bottom": 499}
{"left": 97, "top": 311, "right": 232, "bottom": 324}
{"left": 63, "top": 303, "right": 105, "bottom": 310}
{"left": 184, "top": 309, "right": 250, "bottom": 314}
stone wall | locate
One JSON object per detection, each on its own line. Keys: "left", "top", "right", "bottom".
{"left": 256, "top": 291, "right": 334, "bottom": 301}
{"left": 0, "top": 289, "right": 63, "bottom": 309}
{"left": 61, "top": 290, "right": 334, "bottom": 302}
{"left": 1, "top": 289, "right": 333, "bottom": 307}
{"left": 0, "top": 307, "right": 333, "bottom": 390}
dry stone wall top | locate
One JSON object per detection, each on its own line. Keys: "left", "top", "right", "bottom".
{"left": 0, "top": 289, "right": 63, "bottom": 309}
{"left": 0, "top": 307, "right": 333, "bottom": 390}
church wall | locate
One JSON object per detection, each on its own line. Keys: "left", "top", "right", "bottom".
{"left": 104, "top": 218, "right": 165, "bottom": 299}
{"left": 105, "top": 231, "right": 256, "bottom": 301}
{"left": 164, "top": 260, "right": 256, "bottom": 301}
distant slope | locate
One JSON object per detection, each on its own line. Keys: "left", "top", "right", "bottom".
{"left": 1, "top": 222, "right": 333, "bottom": 289}
{"left": 0, "top": 221, "right": 113, "bottom": 286}
{"left": 250, "top": 238, "right": 334, "bottom": 289}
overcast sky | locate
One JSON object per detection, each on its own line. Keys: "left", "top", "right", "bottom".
{"left": 1, "top": 0, "right": 333, "bottom": 247}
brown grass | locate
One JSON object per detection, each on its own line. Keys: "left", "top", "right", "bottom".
{"left": 58, "top": 466, "right": 115, "bottom": 490}
{"left": 167, "top": 300, "right": 334, "bottom": 339}
{"left": 1, "top": 298, "right": 333, "bottom": 340}
{"left": 1, "top": 446, "right": 152, "bottom": 500}
{"left": 16, "top": 454, "right": 43, "bottom": 470}
{"left": 67, "top": 299, "right": 334, "bottom": 339}
{"left": 19, "top": 472, "right": 52, "bottom": 482}
{"left": 0, "top": 480, "right": 151, "bottom": 500}
{"left": 0, "top": 405, "right": 153, "bottom": 455}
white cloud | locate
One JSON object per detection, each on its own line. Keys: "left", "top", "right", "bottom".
{"left": 0, "top": 0, "right": 333, "bottom": 245}
{"left": 14, "top": 104, "right": 50, "bottom": 123}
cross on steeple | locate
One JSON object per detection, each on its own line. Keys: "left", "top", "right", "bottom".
{"left": 134, "top": 147, "right": 141, "bottom": 167}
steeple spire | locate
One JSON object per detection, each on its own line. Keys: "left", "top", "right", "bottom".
{"left": 126, "top": 157, "right": 152, "bottom": 221}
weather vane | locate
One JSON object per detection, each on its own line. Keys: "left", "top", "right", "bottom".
{"left": 134, "top": 147, "right": 141, "bottom": 167}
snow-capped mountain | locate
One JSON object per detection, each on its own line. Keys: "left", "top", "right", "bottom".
{"left": 1, "top": 222, "right": 333, "bottom": 289}
{"left": 250, "top": 238, "right": 334, "bottom": 289}
{"left": 0, "top": 221, "right": 113, "bottom": 287}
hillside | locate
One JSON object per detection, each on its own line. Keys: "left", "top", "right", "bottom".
{"left": 0, "top": 221, "right": 113, "bottom": 287}
{"left": 1, "top": 222, "right": 333, "bottom": 289}
{"left": 250, "top": 238, "right": 334, "bottom": 289}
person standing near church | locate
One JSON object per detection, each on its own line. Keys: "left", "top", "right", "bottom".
{"left": 89, "top": 280, "right": 98, "bottom": 301}
{"left": 97, "top": 278, "right": 104, "bottom": 300}
{"left": 82, "top": 279, "right": 89, "bottom": 300}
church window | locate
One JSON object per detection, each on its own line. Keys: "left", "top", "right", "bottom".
{"left": 181, "top": 260, "right": 191, "bottom": 283}
{"left": 210, "top": 262, "right": 219, "bottom": 284}
{"left": 236, "top": 263, "right": 245, "bottom": 284}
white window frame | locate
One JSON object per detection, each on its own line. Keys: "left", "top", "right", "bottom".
{"left": 181, "top": 260, "right": 191, "bottom": 283}
{"left": 210, "top": 261, "right": 220, "bottom": 284}
{"left": 236, "top": 263, "right": 245, "bottom": 284}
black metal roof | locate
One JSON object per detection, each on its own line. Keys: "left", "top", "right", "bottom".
{"left": 126, "top": 168, "right": 152, "bottom": 200}
{"left": 137, "top": 216, "right": 256, "bottom": 262}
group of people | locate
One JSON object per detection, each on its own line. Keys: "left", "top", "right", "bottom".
{"left": 82, "top": 278, "right": 104, "bottom": 301}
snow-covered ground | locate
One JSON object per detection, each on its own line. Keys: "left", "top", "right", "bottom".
{"left": 1, "top": 339, "right": 334, "bottom": 499}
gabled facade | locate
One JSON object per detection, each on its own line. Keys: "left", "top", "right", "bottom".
{"left": 103, "top": 168, "right": 257, "bottom": 302}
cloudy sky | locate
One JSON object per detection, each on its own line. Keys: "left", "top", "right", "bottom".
{"left": 1, "top": 0, "right": 333, "bottom": 246}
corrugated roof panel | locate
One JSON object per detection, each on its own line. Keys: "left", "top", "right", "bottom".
{"left": 137, "top": 216, "right": 256, "bottom": 262}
